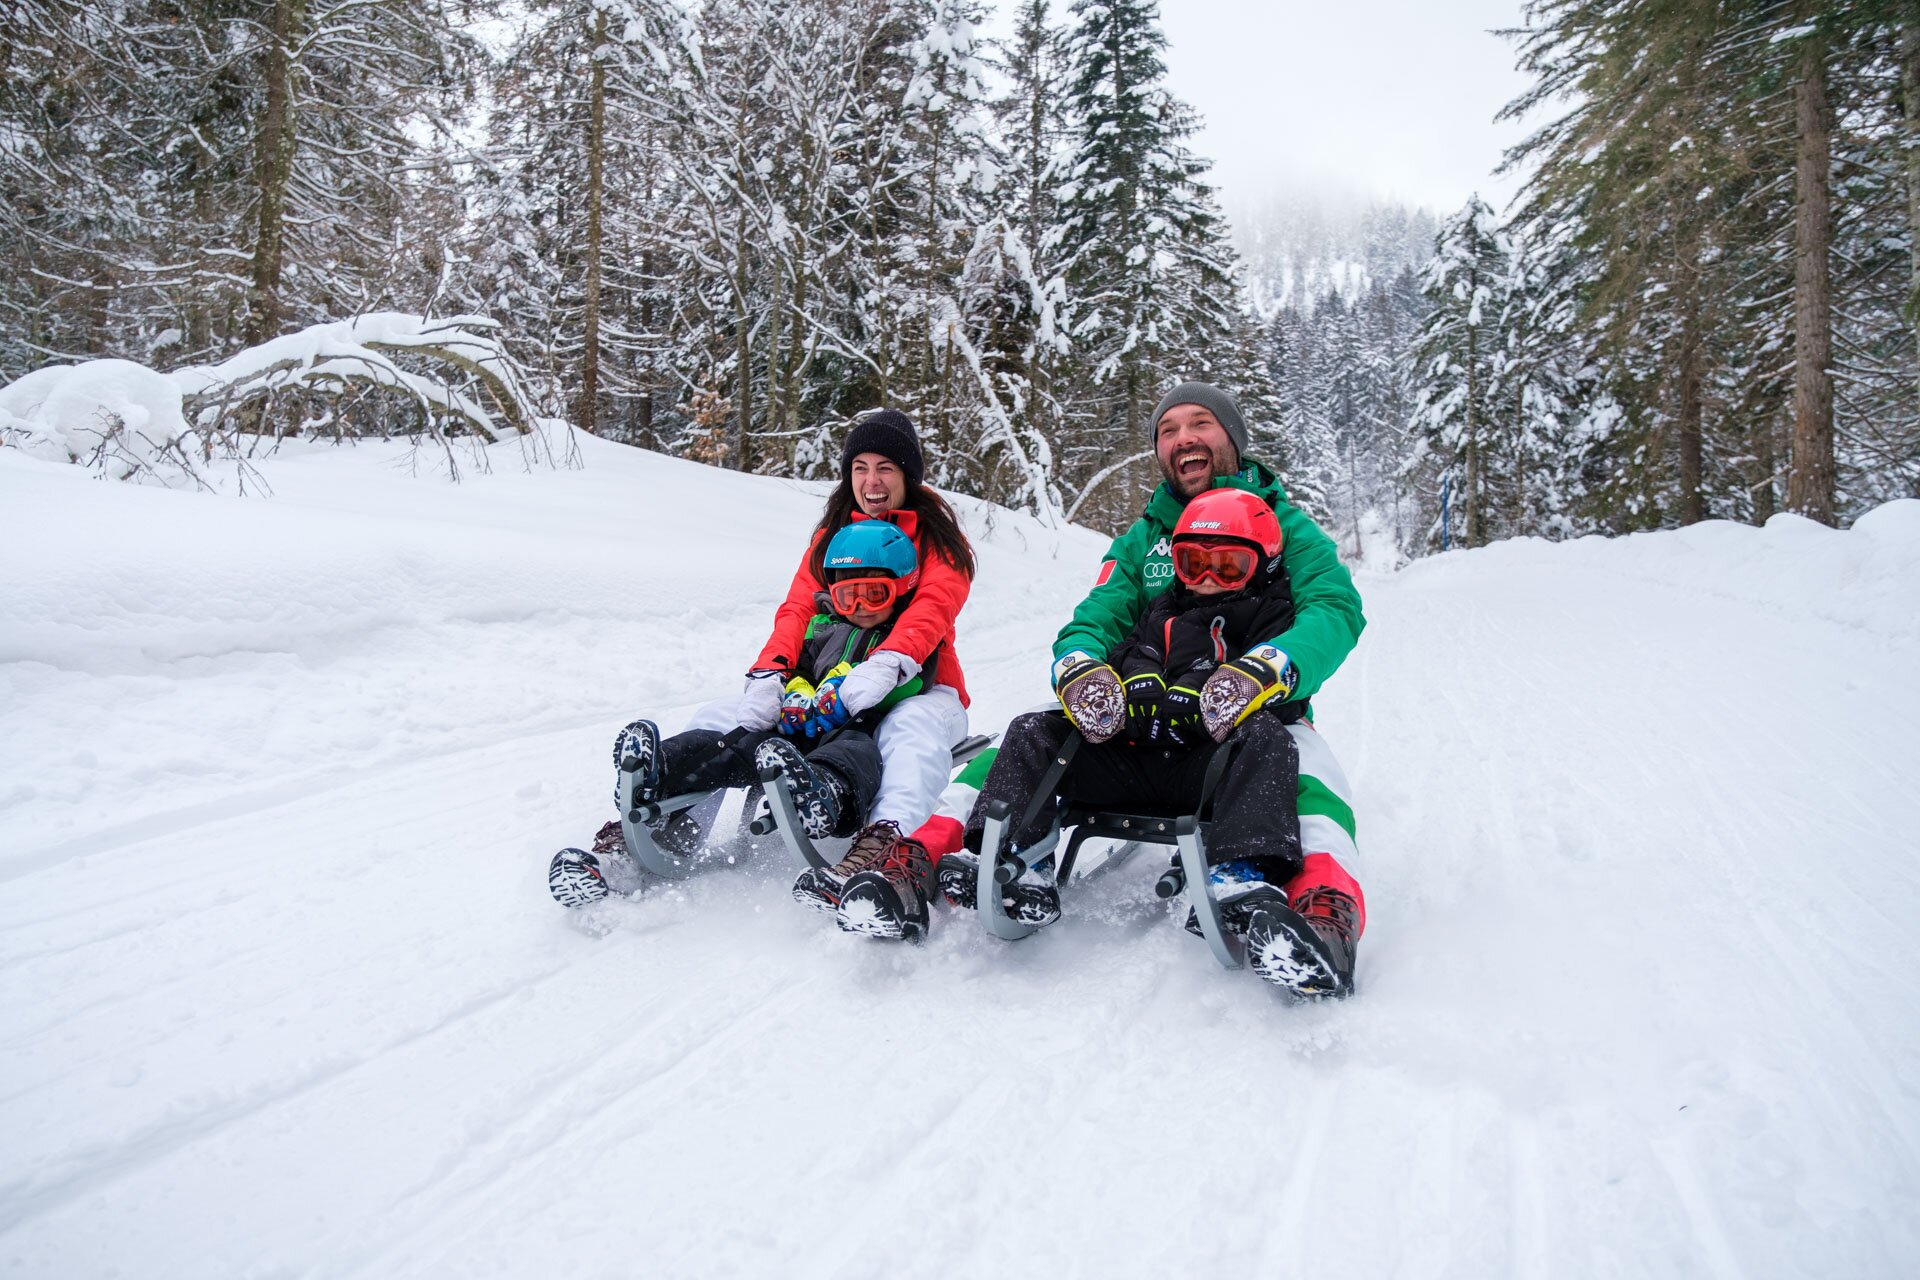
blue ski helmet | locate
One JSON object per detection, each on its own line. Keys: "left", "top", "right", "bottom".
{"left": 823, "top": 519, "right": 919, "bottom": 592}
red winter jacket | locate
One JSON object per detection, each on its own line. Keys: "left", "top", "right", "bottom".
{"left": 752, "top": 508, "right": 971, "bottom": 707}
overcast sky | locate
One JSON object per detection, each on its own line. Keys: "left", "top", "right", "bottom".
{"left": 1143, "top": 0, "right": 1535, "bottom": 217}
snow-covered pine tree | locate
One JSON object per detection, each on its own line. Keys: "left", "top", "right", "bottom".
{"left": 1413, "top": 196, "right": 1509, "bottom": 548}
{"left": 1048, "top": 0, "right": 1247, "bottom": 530}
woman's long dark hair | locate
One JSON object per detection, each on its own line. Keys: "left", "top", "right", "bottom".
{"left": 807, "top": 477, "right": 977, "bottom": 584}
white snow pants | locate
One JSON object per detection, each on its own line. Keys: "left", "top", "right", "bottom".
{"left": 683, "top": 683, "right": 969, "bottom": 833}
{"left": 1289, "top": 719, "right": 1360, "bottom": 866}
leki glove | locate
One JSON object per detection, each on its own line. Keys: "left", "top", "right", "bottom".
{"left": 1199, "top": 645, "right": 1298, "bottom": 742}
{"left": 778, "top": 676, "right": 816, "bottom": 736}
{"left": 1161, "top": 680, "right": 1206, "bottom": 747}
{"left": 1122, "top": 672, "right": 1165, "bottom": 743}
{"left": 1051, "top": 651, "right": 1124, "bottom": 742}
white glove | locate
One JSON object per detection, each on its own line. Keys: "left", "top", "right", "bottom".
{"left": 834, "top": 650, "right": 922, "bottom": 716}
{"left": 738, "top": 670, "right": 784, "bottom": 731}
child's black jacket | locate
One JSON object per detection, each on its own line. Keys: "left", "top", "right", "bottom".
{"left": 1107, "top": 553, "right": 1301, "bottom": 711}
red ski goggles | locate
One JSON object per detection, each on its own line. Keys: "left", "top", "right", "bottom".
{"left": 1171, "top": 539, "right": 1260, "bottom": 589}
{"left": 828, "top": 575, "right": 901, "bottom": 615}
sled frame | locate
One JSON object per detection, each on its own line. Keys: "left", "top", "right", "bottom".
{"left": 760, "top": 733, "right": 999, "bottom": 872}
{"left": 973, "top": 734, "right": 1243, "bottom": 969}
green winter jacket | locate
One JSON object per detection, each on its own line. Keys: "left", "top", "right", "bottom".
{"left": 1052, "top": 460, "right": 1366, "bottom": 702}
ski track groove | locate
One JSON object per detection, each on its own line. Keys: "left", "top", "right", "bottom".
{"left": 329, "top": 965, "right": 813, "bottom": 1280}
{"left": 0, "top": 706, "right": 650, "bottom": 889}
{"left": 0, "top": 961, "right": 573, "bottom": 1236}
{"left": 1507, "top": 1117, "right": 1550, "bottom": 1280}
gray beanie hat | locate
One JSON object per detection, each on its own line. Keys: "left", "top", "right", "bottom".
{"left": 1150, "top": 381, "right": 1248, "bottom": 458}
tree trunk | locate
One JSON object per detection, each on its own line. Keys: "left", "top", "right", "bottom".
{"left": 732, "top": 212, "right": 752, "bottom": 472}
{"left": 1465, "top": 296, "right": 1482, "bottom": 547}
{"left": 1788, "top": 33, "right": 1835, "bottom": 524}
{"left": 247, "top": 0, "right": 306, "bottom": 345}
{"left": 1901, "top": 24, "right": 1920, "bottom": 388}
{"left": 1675, "top": 291, "right": 1705, "bottom": 525}
{"left": 575, "top": 6, "right": 607, "bottom": 436}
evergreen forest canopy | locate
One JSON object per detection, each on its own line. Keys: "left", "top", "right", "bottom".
{"left": 4, "top": 0, "right": 1916, "bottom": 550}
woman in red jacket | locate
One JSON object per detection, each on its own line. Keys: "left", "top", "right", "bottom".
{"left": 673, "top": 410, "right": 975, "bottom": 921}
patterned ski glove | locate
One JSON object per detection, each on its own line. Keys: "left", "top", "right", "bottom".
{"left": 809, "top": 671, "right": 852, "bottom": 735}
{"left": 1199, "top": 645, "right": 1298, "bottom": 742}
{"left": 1052, "top": 651, "right": 1124, "bottom": 742}
{"left": 1122, "top": 672, "right": 1165, "bottom": 743}
{"left": 740, "top": 669, "right": 785, "bottom": 732}
{"left": 1161, "top": 680, "right": 1206, "bottom": 747}
{"left": 833, "top": 650, "right": 921, "bottom": 718}
{"left": 778, "top": 676, "right": 817, "bottom": 736}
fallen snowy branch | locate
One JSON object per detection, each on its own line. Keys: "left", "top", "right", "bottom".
{"left": 0, "top": 314, "right": 569, "bottom": 488}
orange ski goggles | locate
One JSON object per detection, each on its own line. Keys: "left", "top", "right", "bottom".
{"left": 1171, "top": 539, "right": 1259, "bottom": 589}
{"left": 828, "top": 575, "right": 900, "bottom": 615}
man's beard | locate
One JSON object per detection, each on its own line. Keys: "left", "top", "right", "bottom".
{"left": 1161, "top": 443, "right": 1238, "bottom": 497}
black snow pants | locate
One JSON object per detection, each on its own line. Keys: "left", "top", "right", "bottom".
{"left": 963, "top": 710, "right": 1304, "bottom": 881}
{"left": 659, "top": 727, "right": 884, "bottom": 833}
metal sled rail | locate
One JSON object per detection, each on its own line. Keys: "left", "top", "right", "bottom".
{"left": 971, "top": 729, "right": 1243, "bottom": 969}
{"left": 616, "top": 772, "right": 716, "bottom": 879}
{"left": 760, "top": 733, "right": 998, "bottom": 871}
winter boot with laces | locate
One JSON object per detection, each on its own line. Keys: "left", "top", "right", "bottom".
{"left": 548, "top": 820, "right": 649, "bottom": 908}
{"left": 935, "top": 851, "right": 1061, "bottom": 927}
{"left": 1246, "top": 884, "right": 1359, "bottom": 999}
{"left": 837, "top": 832, "right": 935, "bottom": 941}
{"left": 754, "top": 738, "right": 848, "bottom": 840}
{"left": 792, "top": 819, "right": 902, "bottom": 914}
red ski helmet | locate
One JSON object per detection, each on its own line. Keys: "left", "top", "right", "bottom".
{"left": 1171, "top": 487, "right": 1283, "bottom": 557}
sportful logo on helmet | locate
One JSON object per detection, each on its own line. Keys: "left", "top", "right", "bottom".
{"left": 1187, "top": 521, "right": 1224, "bottom": 530}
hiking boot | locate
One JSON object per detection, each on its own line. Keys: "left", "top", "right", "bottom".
{"left": 1247, "top": 885, "right": 1359, "bottom": 999}
{"left": 547, "top": 820, "right": 648, "bottom": 908}
{"left": 755, "top": 738, "right": 847, "bottom": 839}
{"left": 837, "top": 833, "right": 935, "bottom": 941}
{"left": 792, "top": 819, "right": 902, "bottom": 913}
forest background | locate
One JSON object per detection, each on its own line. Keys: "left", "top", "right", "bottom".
{"left": 6, "top": 0, "right": 1917, "bottom": 551}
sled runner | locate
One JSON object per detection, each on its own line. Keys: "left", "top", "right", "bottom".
{"left": 971, "top": 731, "right": 1245, "bottom": 968}
{"left": 758, "top": 732, "right": 998, "bottom": 871}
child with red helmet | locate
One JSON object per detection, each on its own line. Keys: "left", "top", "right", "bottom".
{"left": 939, "top": 488, "right": 1365, "bottom": 997}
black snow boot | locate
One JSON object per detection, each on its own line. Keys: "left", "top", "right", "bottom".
{"left": 548, "top": 820, "right": 648, "bottom": 908}
{"left": 935, "top": 851, "right": 1061, "bottom": 927}
{"left": 613, "top": 719, "right": 662, "bottom": 808}
{"left": 755, "top": 738, "right": 848, "bottom": 839}
{"left": 1182, "top": 860, "right": 1289, "bottom": 938}
{"left": 1246, "top": 885, "right": 1359, "bottom": 1000}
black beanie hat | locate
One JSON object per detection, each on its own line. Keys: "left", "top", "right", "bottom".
{"left": 841, "top": 408, "right": 925, "bottom": 486}
{"left": 1150, "top": 381, "right": 1248, "bottom": 459}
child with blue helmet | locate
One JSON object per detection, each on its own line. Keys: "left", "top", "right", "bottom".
{"left": 548, "top": 520, "right": 937, "bottom": 934}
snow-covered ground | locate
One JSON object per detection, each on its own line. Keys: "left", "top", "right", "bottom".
{"left": 4, "top": 436, "right": 1918, "bottom": 1277}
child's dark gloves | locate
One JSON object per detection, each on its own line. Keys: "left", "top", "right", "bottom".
{"left": 1122, "top": 672, "right": 1165, "bottom": 743}
{"left": 1161, "top": 680, "right": 1206, "bottom": 746}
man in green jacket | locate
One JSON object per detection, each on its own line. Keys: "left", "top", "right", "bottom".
{"left": 1050, "top": 380, "right": 1369, "bottom": 997}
